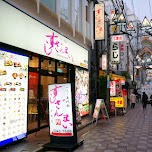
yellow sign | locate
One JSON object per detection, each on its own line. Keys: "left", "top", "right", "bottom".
{"left": 111, "top": 25, "right": 118, "bottom": 33}
{"left": 110, "top": 97, "right": 124, "bottom": 108}
{"left": 99, "top": 70, "right": 106, "bottom": 76}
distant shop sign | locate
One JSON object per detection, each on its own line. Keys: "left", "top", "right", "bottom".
{"left": 111, "top": 35, "right": 124, "bottom": 42}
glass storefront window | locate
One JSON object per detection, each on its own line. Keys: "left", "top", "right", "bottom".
{"left": 40, "top": 75, "right": 54, "bottom": 126}
{"left": 40, "top": 0, "right": 56, "bottom": 13}
{"left": 75, "top": 0, "right": 82, "bottom": 32}
{"left": 29, "top": 56, "right": 39, "bottom": 68}
{"left": 60, "top": 0, "right": 72, "bottom": 23}
{"left": 41, "top": 58, "right": 55, "bottom": 71}
{"left": 57, "top": 76, "right": 67, "bottom": 83}
{"left": 28, "top": 72, "right": 39, "bottom": 131}
{"left": 57, "top": 63, "right": 67, "bottom": 73}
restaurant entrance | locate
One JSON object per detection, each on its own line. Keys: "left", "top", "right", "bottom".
{"left": 28, "top": 54, "right": 69, "bottom": 133}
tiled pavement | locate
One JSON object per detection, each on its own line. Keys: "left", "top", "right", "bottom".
{"left": 1, "top": 102, "right": 152, "bottom": 152}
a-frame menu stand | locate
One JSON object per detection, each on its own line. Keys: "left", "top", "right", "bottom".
{"left": 92, "top": 99, "right": 109, "bottom": 125}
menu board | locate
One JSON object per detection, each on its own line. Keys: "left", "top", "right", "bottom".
{"left": 48, "top": 83, "right": 73, "bottom": 137}
{"left": 75, "top": 68, "right": 89, "bottom": 116}
{"left": 0, "top": 49, "right": 28, "bottom": 147}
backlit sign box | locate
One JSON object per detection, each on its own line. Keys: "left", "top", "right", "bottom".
{"left": 95, "top": 3, "right": 105, "bottom": 40}
{"left": 102, "top": 54, "right": 107, "bottom": 70}
{"left": 48, "top": 83, "right": 73, "bottom": 137}
{"left": 0, "top": 49, "right": 28, "bottom": 147}
{"left": 110, "top": 97, "right": 124, "bottom": 108}
{"left": 110, "top": 42, "right": 120, "bottom": 64}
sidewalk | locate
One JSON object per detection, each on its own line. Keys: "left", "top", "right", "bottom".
{"left": 2, "top": 102, "right": 152, "bottom": 152}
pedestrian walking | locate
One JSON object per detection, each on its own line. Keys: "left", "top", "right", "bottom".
{"left": 142, "top": 92, "right": 148, "bottom": 109}
{"left": 130, "top": 91, "right": 136, "bottom": 109}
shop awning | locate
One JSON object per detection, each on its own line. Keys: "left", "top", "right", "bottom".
{"left": 99, "top": 70, "right": 126, "bottom": 81}
{"left": 110, "top": 74, "right": 126, "bottom": 81}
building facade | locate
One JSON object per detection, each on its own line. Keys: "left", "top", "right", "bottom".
{"left": 0, "top": 0, "right": 95, "bottom": 144}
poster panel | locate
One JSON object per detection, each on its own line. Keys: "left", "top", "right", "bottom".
{"left": 115, "top": 80, "right": 122, "bottom": 96}
{"left": 93, "top": 99, "right": 101, "bottom": 119}
{"left": 29, "top": 72, "right": 38, "bottom": 100}
{"left": 0, "top": 49, "right": 28, "bottom": 147}
{"left": 48, "top": 83, "right": 73, "bottom": 137}
{"left": 75, "top": 68, "right": 89, "bottom": 116}
{"left": 110, "top": 101, "right": 116, "bottom": 113}
{"left": 110, "top": 81, "right": 116, "bottom": 96}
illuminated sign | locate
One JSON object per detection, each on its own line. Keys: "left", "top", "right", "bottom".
{"left": 110, "top": 97, "right": 124, "bottom": 108}
{"left": 0, "top": 1, "right": 88, "bottom": 69}
{"left": 0, "top": 49, "right": 28, "bottom": 147}
{"left": 48, "top": 83, "right": 73, "bottom": 137}
{"left": 95, "top": 3, "right": 105, "bottom": 40}
{"left": 101, "top": 54, "right": 107, "bottom": 70}
{"left": 75, "top": 68, "right": 89, "bottom": 116}
{"left": 110, "top": 42, "right": 120, "bottom": 64}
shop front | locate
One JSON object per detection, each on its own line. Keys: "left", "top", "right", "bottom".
{"left": 0, "top": 1, "right": 89, "bottom": 148}
{"left": 110, "top": 74, "right": 127, "bottom": 114}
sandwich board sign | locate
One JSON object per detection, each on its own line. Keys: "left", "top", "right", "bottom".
{"left": 92, "top": 99, "right": 109, "bottom": 124}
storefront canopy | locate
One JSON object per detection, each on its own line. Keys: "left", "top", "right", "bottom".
{"left": 110, "top": 74, "right": 126, "bottom": 81}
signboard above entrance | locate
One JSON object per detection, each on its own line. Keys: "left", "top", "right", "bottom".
{"left": 0, "top": 1, "right": 88, "bottom": 69}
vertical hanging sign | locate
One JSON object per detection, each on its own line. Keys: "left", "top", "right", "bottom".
{"left": 118, "top": 42, "right": 127, "bottom": 71}
{"left": 110, "top": 81, "right": 116, "bottom": 96}
{"left": 95, "top": 3, "right": 105, "bottom": 40}
{"left": 110, "top": 10, "right": 119, "bottom": 34}
{"left": 102, "top": 54, "right": 107, "bottom": 70}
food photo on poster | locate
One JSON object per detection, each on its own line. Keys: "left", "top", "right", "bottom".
{"left": 48, "top": 83, "right": 73, "bottom": 137}
{"left": 0, "top": 49, "right": 28, "bottom": 147}
{"left": 75, "top": 67, "right": 89, "bottom": 117}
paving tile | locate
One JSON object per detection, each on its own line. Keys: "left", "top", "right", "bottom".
{"left": 2, "top": 104, "right": 152, "bottom": 152}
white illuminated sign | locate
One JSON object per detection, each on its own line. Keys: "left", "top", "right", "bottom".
{"left": 0, "top": 49, "right": 28, "bottom": 147}
{"left": 95, "top": 3, "right": 105, "bottom": 40}
{"left": 102, "top": 54, "right": 107, "bottom": 70}
{"left": 110, "top": 42, "right": 120, "bottom": 64}
{"left": 0, "top": 1, "right": 88, "bottom": 69}
{"left": 48, "top": 83, "right": 73, "bottom": 137}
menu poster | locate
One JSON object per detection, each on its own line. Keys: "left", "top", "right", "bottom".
{"left": 0, "top": 49, "right": 28, "bottom": 147}
{"left": 75, "top": 68, "right": 89, "bottom": 116}
{"left": 115, "top": 80, "right": 122, "bottom": 96}
{"left": 110, "top": 81, "right": 116, "bottom": 96}
{"left": 48, "top": 83, "right": 73, "bottom": 137}
{"left": 93, "top": 99, "right": 101, "bottom": 119}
